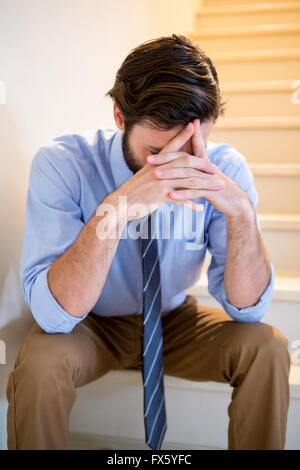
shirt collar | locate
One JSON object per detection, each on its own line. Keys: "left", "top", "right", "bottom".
{"left": 110, "top": 128, "right": 134, "bottom": 189}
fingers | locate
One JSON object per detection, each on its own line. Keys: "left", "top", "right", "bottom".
{"left": 147, "top": 152, "right": 218, "bottom": 174}
{"left": 162, "top": 122, "right": 194, "bottom": 153}
{"left": 170, "top": 189, "right": 215, "bottom": 200}
{"left": 174, "top": 200, "right": 204, "bottom": 212}
{"left": 165, "top": 177, "right": 225, "bottom": 191}
{"left": 154, "top": 166, "right": 216, "bottom": 180}
{"left": 192, "top": 119, "right": 207, "bottom": 159}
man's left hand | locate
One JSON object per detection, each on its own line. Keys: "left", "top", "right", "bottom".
{"left": 148, "top": 118, "right": 254, "bottom": 219}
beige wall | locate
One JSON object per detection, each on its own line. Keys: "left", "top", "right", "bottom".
{"left": 0, "top": 0, "right": 198, "bottom": 449}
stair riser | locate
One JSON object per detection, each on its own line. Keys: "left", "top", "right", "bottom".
{"left": 255, "top": 176, "right": 300, "bottom": 214}
{"left": 263, "top": 300, "right": 300, "bottom": 348}
{"left": 69, "top": 367, "right": 300, "bottom": 450}
{"left": 205, "top": 0, "right": 293, "bottom": 6}
{"left": 203, "top": 229, "right": 299, "bottom": 272}
{"left": 222, "top": 92, "right": 300, "bottom": 117}
{"left": 215, "top": 59, "right": 300, "bottom": 81}
{"left": 197, "top": 34, "right": 300, "bottom": 53}
{"left": 69, "top": 393, "right": 300, "bottom": 450}
{"left": 197, "top": 12, "right": 300, "bottom": 28}
{"left": 261, "top": 230, "right": 300, "bottom": 271}
{"left": 209, "top": 129, "right": 300, "bottom": 163}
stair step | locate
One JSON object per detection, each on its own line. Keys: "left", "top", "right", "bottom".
{"left": 205, "top": 0, "right": 295, "bottom": 6}
{"left": 220, "top": 80, "right": 299, "bottom": 118}
{"left": 250, "top": 163, "right": 300, "bottom": 177}
{"left": 99, "top": 366, "right": 300, "bottom": 392}
{"left": 192, "top": 23, "right": 300, "bottom": 39}
{"left": 214, "top": 116, "right": 300, "bottom": 129}
{"left": 210, "top": 48, "right": 300, "bottom": 82}
{"left": 199, "top": 1, "right": 300, "bottom": 16}
{"left": 261, "top": 231, "right": 300, "bottom": 271}
{"left": 217, "top": 60, "right": 300, "bottom": 82}
{"left": 188, "top": 266, "right": 300, "bottom": 303}
{"left": 69, "top": 431, "right": 218, "bottom": 450}
{"left": 222, "top": 92, "right": 299, "bottom": 117}
{"left": 191, "top": 24, "right": 300, "bottom": 52}
{"left": 253, "top": 174, "right": 300, "bottom": 214}
{"left": 221, "top": 79, "right": 296, "bottom": 93}
{"left": 200, "top": 222, "right": 300, "bottom": 279}
{"left": 197, "top": 2, "right": 300, "bottom": 28}
{"left": 259, "top": 213, "right": 300, "bottom": 231}
{"left": 69, "top": 365, "right": 300, "bottom": 450}
{"left": 209, "top": 129, "right": 300, "bottom": 163}
{"left": 212, "top": 47, "right": 300, "bottom": 63}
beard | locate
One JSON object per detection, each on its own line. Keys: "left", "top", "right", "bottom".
{"left": 122, "top": 126, "right": 143, "bottom": 174}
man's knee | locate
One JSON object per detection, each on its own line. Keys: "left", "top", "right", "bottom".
{"left": 12, "top": 332, "right": 79, "bottom": 382}
{"left": 223, "top": 320, "right": 289, "bottom": 360}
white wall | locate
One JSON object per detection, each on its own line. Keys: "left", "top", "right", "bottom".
{"left": 0, "top": 0, "right": 198, "bottom": 449}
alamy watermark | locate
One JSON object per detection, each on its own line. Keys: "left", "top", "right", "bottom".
{"left": 0, "top": 80, "right": 6, "bottom": 104}
{"left": 95, "top": 196, "right": 205, "bottom": 251}
{"left": 291, "top": 80, "right": 300, "bottom": 105}
{"left": 289, "top": 339, "right": 300, "bottom": 365}
{"left": 0, "top": 340, "right": 6, "bottom": 364}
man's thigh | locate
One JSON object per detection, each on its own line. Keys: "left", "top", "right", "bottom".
{"left": 161, "top": 294, "right": 288, "bottom": 384}
{"left": 11, "top": 312, "right": 138, "bottom": 388}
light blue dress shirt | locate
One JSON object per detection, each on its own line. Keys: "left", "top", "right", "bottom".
{"left": 20, "top": 128, "right": 275, "bottom": 334}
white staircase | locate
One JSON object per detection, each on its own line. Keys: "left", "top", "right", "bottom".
{"left": 190, "top": 0, "right": 300, "bottom": 449}
{"left": 190, "top": 0, "right": 300, "bottom": 336}
{"left": 69, "top": 0, "right": 300, "bottom": 450}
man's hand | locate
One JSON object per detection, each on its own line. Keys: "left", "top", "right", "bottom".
{"left": 104, "top": 121, "right": 221, "bottom": 222}
{"left": 149, "top": 118, "right": 253, "bottom": 219}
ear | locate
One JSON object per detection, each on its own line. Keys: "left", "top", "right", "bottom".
{"left": 113, "top": 102, "right": 125, "bottom": 130}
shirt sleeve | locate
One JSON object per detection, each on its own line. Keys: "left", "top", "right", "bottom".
{"left": 20, "top": 148, "right": 89, "bottom": 333}
{"left": 206, "top": 150, "right": 275, "bottom": 322}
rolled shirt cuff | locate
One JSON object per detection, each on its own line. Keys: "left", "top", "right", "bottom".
{"left": 30, "top": 266, "right": 89, "bottom": 333}
{"left": 217, "top": 262, "right": 275, "bottom": 322}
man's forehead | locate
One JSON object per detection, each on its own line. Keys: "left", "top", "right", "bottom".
{"left": 133, "top": 122, "right": 186, "bottom": 149}
{"left": 130, "top": 119, "right": 212, "bottom": 151}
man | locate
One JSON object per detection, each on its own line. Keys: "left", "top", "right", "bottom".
{"left": 7, "top": 34, "right": 290, "bottom": 450}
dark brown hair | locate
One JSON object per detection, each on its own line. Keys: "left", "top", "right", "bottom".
{"left": 105, "top": 34, "right": 225, "bottom": 131}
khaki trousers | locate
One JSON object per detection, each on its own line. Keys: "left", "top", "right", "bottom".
{"left": 6, "top": 295, "right": 290, "bottom": 450}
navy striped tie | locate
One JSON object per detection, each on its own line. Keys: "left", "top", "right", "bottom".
{"left": 141, "top": 212, "right": 167, "bottom": 450}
